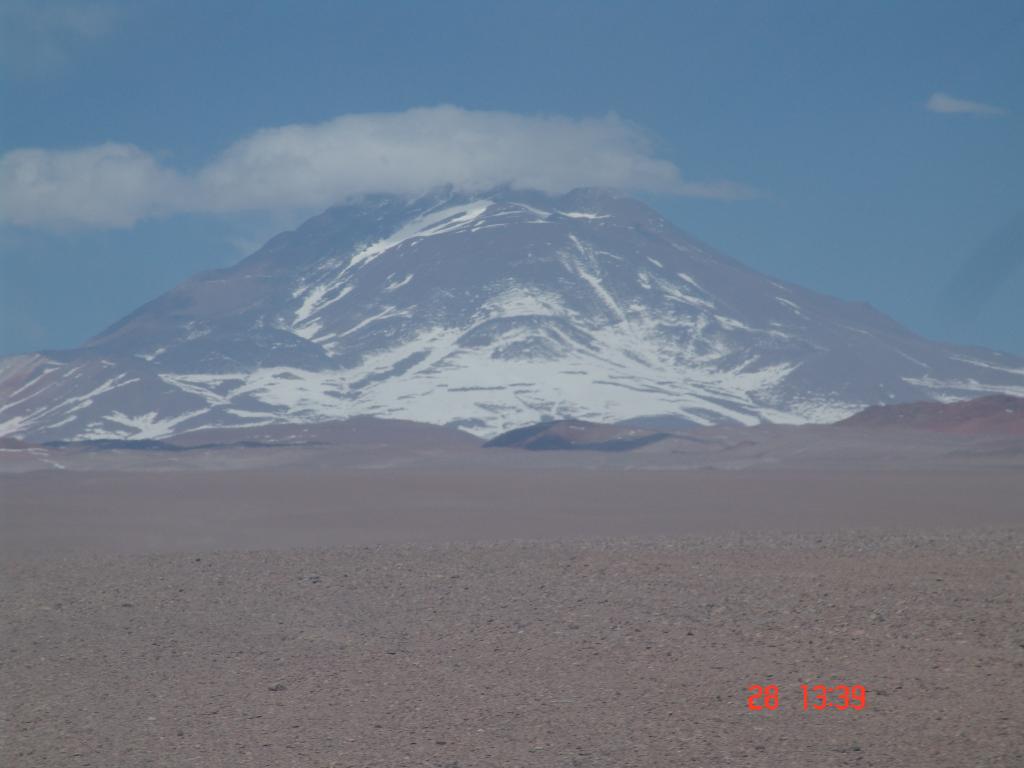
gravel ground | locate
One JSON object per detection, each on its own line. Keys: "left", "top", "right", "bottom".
{"left": 3, "top": 530, "right": 1022, "bottom": 767}
{"left": 5, "top": 468, "right": 1024, "bottom": 558}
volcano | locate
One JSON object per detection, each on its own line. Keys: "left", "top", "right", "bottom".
{"left": 2, "top": 187, "right": 1023, "bottom": 442}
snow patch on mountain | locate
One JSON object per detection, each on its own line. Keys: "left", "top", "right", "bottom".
{"left": 350, "top": 200, "right": 493, "bottom": 270}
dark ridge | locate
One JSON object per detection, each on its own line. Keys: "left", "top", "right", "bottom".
{"left": 483, "top": 421, "right": 570, "bottom": 448}
{"left": 41, "top": 438, "right": 326, "bottom": 452}
{"left": 484, "top": 419, "right": 671, "bottom": 452}
{"left": 42, "top": 438, "right": 185, "bottom": 452}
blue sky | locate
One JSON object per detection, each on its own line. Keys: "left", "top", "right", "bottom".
{"left": 2, "top": 0, "right": 1022, "bottom": 356}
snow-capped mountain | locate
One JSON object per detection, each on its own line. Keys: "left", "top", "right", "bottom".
{"left": 3, "top": 187, "right": 1024, "bottom": 442}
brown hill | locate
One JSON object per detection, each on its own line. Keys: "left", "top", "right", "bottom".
{"left": 836, "top": 394, "right": 1024, "bottom": 435}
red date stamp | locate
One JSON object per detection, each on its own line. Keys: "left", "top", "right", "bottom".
{"left": 747, "top": 684, "right": 867, "bottom": 711}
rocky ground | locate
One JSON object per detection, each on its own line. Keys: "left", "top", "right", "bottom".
{"left": 3, "top": 529, "right": 1022, "bottom": 767}
{"left": 4, "top": 468, "right": 1024, "bottom": 558}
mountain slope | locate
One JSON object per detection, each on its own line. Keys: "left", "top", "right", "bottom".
{"left": 2, "top": 187, "right": 1023, "bottom": 441}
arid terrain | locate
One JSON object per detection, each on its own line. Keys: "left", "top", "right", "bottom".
{"left": 3, "top": 528, "right": 1023, "bottom": 767}
{"left": 2, "top": 459, "right": 1023, "bottom": 767}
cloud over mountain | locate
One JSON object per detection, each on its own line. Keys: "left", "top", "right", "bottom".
{"left": 0, "top": 143, "right": 187, "bottom": 229}
{"left": 0, "top": 106, "right": 751, "bottom": 230}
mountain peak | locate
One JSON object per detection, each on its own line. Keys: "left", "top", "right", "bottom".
{"left": 2, "top": 192, "right": 1023, "bottom": 442}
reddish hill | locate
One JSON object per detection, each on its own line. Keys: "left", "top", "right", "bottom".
{"left": 837, "top": 395, "right": 1024, "bottom": 435}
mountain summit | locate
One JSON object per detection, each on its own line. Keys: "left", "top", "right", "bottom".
{"left": 2, "top": 187, "right": 1023, "bottom": 441}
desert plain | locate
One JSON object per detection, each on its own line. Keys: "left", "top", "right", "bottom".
{"left": 2, "top": 426, "right": 1023, "bottom": 767}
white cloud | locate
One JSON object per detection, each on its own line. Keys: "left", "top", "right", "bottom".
{"left": 0, "top": 106, "right": 753, "bottom": 230}
{"left": 926, "top": 92, "right": 1004, "bottom": 116}
{"left": 0, "top": 144, "right": 187, "bottom": 229}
